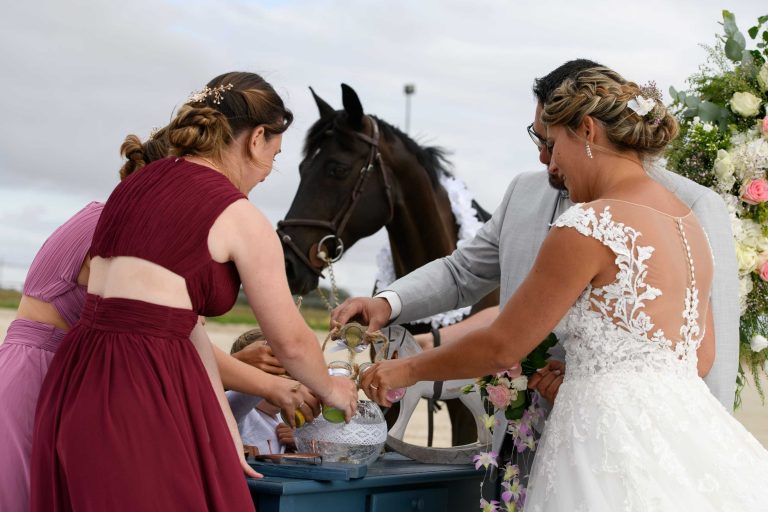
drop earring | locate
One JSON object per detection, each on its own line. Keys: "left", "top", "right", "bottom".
{"left": 585, "top": 142, "right": 594, "bottom": 159}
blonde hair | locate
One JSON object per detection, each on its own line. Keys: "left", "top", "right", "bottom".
{"left": 230, "top": 327, "right": 266, "bottom": 355}
{"left": 167, "top": 72, "right": 293, "bottom": 163}
{"left": 541, "top": 66, "right": 678, "bottom": 158}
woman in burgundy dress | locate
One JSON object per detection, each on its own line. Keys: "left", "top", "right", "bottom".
{"left": 30, "top": 72, "right": 358, "bottom": 511}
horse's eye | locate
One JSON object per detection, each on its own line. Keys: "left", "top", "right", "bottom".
{"left": 327, "top": 164, "right": 349, "bottom": 179}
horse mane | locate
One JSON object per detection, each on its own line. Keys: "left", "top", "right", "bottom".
{"left": 302, "top": 113, "right": 452, "bottom": 189}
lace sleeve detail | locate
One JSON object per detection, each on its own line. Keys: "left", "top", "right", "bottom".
{"left": 551, "top": 203, "right": 593, "bottom": 236}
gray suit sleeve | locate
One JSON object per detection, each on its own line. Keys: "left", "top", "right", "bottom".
{"left": 691, "top": 191, "right": 740, "bottom": 411}
{"left": 385, "top": 177, "right": 518, "bottom": 324}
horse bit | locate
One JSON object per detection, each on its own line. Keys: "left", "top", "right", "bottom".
{"left": 277, "top": 116, "right": 395, "bottom": 278}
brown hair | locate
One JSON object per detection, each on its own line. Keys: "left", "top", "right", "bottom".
{"left": 167, "top": 72, "right": 293, "bottom": 163}
{"left": 118, "top": 126, "right": 170, "bottom": 180}
{"left": 541, "top": 66, "right": 678, "bottom": 158}
{"left": 230, "top": 327, "right": 266, "bottom": 355}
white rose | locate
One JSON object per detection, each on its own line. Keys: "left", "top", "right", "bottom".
{"left": 736, "top": 243, "right": 758, "bottom": 273}
{"left": 510, "top": 375, "right": 528, "bottom": 391}
{"left": 758, "top": 63, "right": 768, "bottom": 92}
{"left": 750, "top": 334, "right": 768, "bottom": 353}
{"left": 731, "top": 92, "right": 762, "bottom": 118}
{"left": 714, "top": 149, "right": 734, "bottom": 179}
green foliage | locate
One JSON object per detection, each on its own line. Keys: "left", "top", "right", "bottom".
{"left": 0, "top": 289, "right": 21, "bottom": 309}
{"left": 666, "top": 121, "right": 730, "bottom": 188}
{"left": 667, "top": 10, "right": 768, "bottom": 408}
{"left": 521, "top": 332, "right": 559, "bottom": 375}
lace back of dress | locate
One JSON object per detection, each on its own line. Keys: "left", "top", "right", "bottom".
{"left": 554, "top": 200, "right": 713, "bottom": 376}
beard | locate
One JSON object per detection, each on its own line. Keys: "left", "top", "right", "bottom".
{"left": 547, "top": 172, "right": 567, "bottom": 192}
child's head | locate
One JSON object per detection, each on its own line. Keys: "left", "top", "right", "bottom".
{"left": 231, "top": 328, "right": 266, "bottom": 355}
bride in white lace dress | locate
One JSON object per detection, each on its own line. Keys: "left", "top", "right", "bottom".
{"left": 338, "top": 65, "right": 768, "bottom": 511}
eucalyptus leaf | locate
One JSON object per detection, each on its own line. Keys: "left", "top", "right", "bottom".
{"left": 723, "top": 10, "right": 738, "bottom": 36}
{"left": 742, "top": 49, "right": 755, "bottom": 69}
{"left": 683, "top": 107, "right": 699, "bottom": 118}
{"left": 725, "top": 37, "right": 745, "bottom": 61}
{"left": 697, "top": 101, "right": 721, "bottom": 122}
{"left": 685, "top": 95, "right": 701, "bottom": 108}
{"left": 733, "top": 30, "right": 747, "bottom": 47}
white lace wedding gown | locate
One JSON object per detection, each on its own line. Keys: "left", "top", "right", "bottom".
{"left": 525, "top": 200, "right": 768, "bottom": 512}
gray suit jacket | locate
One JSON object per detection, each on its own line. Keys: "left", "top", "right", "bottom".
{"left": 387, "top": 169, "right": 740, "bottom": 454}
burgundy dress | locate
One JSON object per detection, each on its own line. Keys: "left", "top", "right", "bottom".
{"left": 30, "top": 158, "right": 256, "bottom": 511}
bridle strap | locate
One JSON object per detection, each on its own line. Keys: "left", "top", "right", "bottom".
{"left": 278, "top": 230, "right": 325, "bottom": 277}
{"left": 278, "top": 115, "right": 394, "bottom": 276}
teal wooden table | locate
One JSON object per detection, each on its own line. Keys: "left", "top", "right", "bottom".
{"left": 247, "top": 453, "right": 482, "bottom": 512}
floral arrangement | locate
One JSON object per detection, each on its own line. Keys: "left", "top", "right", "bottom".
{"left": 667, "top": 10, "right": 768, "bottom": 405}
{"left": 463, "top": 334, "right": 558, "bottom": 511}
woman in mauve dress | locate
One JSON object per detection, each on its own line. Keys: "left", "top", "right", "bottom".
{"left": 30, "top": 71, "right": 357, "bottom": 512}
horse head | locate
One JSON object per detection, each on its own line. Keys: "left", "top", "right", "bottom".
{"left": 279, "top": 83, "right": 459, "bottom": 296}
{"left": 279, "top": 84, "right": 396, "bottom": 295}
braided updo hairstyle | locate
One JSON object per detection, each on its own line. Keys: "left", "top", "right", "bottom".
{"left": 118, "top": 126, "right": 170, "bottom": 180}
{"left": 167, "top": 72, "right": 293, "bottom": 162}
{"left": 541, "top": 66, "right": 678, "bottom": 158}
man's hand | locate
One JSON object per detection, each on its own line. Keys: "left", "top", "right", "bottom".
{"left": 527, "top": 360, "right": 565, "bottom": 404}
{"left": 331, "top": 297, "right": 392, "bottom": 333}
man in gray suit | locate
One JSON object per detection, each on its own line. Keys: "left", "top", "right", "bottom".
{"left": 333, "top": 59, "right": 739, "bottom": 462}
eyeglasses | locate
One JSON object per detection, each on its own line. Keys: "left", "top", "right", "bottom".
{"left": 526, "top": 123, "right": 547, "bottom": 151}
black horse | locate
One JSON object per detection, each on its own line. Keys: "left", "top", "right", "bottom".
{"left": 278, "top": 84, "right": 499, "bottom": 445}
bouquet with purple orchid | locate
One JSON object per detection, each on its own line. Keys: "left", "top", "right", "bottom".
{"left": 463, "top": 333, "right": 558, "bottom": 511}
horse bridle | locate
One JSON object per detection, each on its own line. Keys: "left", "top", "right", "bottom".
{"left": 277, "top": 116, "right": 395, "bottom": 277}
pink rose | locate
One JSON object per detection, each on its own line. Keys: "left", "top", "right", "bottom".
{"left": 486, "top": 384, "right": 512, "bottom": 409}
{"left": 741, "top": 179, "right": 768, "bottom": 205}
{"left": 763, "top": 116, "right": 768, "bottom": 136}
{"left": 760, "top": 260, "right": 768, "bottom": 282}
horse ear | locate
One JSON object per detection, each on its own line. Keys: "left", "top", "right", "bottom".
{"left": 341, "top": 83, "right": 364, "bottom": 130}
{"left": 309, "top": 86, "right": 335, "bottom": 119}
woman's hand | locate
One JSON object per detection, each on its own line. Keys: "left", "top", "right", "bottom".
{"left": 358, "top": 359, "right": 416, "bottom": 408}
{"left": 331, "top": 297, "right": 392, "bottom": 333}
{"left": 319, "top": 376, "right": 359, "bottom": 422}
{"left": 233, "top": 341, "right": 286, "bottom": 376}
{"left": 233, "top": 427, "right": 262, "bottom": 479}
{"left": 527, "top": 360, "right": 565, "bottom": 404}
{"left": 264, "top": 378, "right": 321, "bottom": 427}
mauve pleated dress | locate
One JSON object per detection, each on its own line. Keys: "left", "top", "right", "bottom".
{"left": 0, "top": 202, "right": 102, "bottom": 512}
{"left": 31, "top": 158, "right": 256, "bottom": 511}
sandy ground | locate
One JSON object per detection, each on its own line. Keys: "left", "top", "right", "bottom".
{"left": 1, "top": 309, "right": 765, "bottom": 449}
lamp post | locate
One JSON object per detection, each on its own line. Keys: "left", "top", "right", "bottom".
{"left": 404, "top": 83, "right": 415, "bottom": 134}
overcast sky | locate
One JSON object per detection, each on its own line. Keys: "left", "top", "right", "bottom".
{"left": 0, "top": 0, "right": 764, "bottom": 297}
